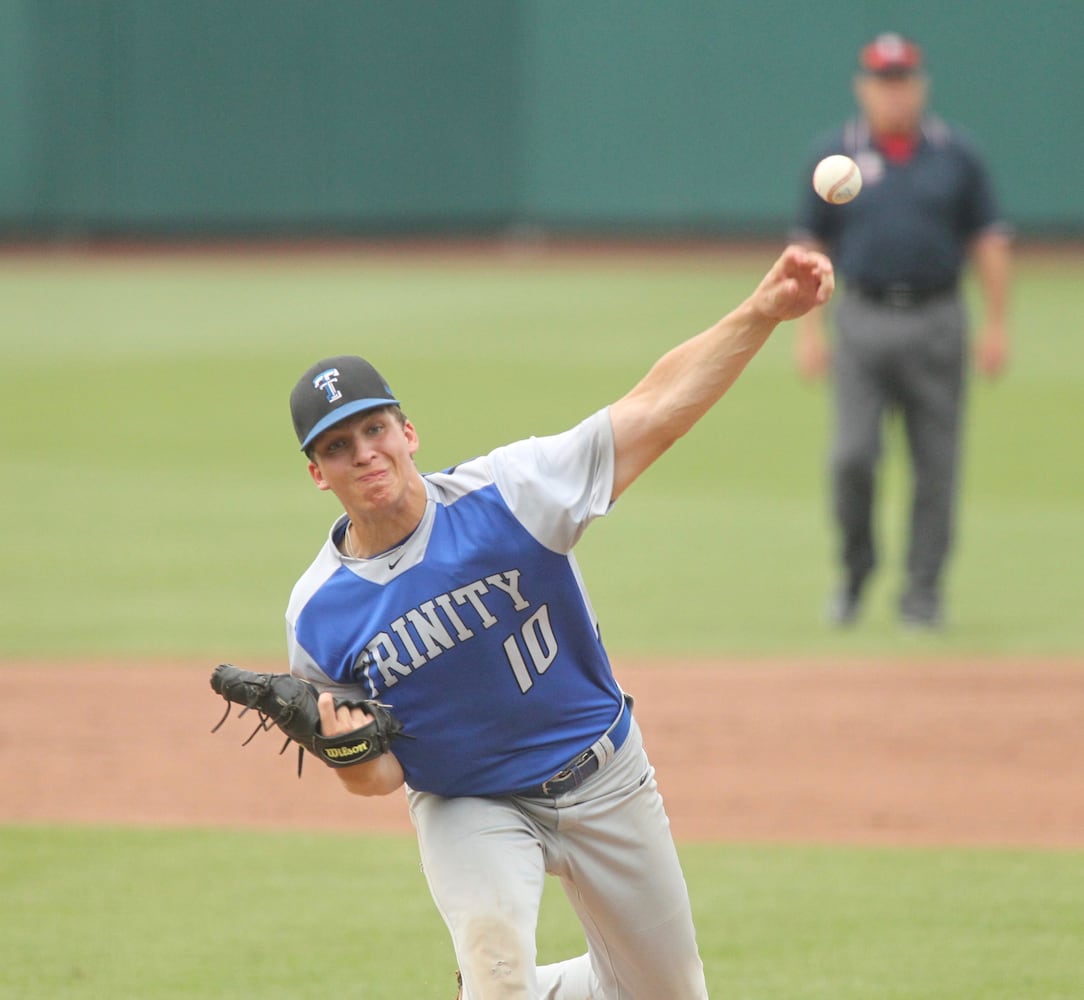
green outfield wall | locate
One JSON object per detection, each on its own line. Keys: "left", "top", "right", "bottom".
{"left": 0, "top": 1, "right": 1079, "bottom": 237}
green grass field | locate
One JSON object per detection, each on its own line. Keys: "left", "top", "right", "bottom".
{"left": 1, "top": 245, "right": 1081, "bottom": 660}
{"left": 2, "top": 245, "right": 1082, "bottom": 1000}
{"left": 3, "top": 825, "right": 1082, "bottom": 999}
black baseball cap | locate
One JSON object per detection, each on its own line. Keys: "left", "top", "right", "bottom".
{"left": 290, "top": 355, "right": 399, "bottom": 451}
{"left": 859, "top": 33, "right": 923, "bottom": 77}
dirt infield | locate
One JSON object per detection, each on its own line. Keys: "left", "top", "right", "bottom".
{"left": 3, "top": 658, "right": 1082, "bottom": 849}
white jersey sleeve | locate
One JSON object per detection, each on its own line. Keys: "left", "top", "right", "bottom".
{"left": 431, "top": 407, "right": 616, "bottom": 554}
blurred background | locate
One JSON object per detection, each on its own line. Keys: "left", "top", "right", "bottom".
{"left": 2, "top": 1, "right": 1082, "bottom": 662}
{"left": 2, "top": 9, "right": 1083, "bottom": 998}
{"left": 0, "top": 0, "right": 1079, "bottom": 242}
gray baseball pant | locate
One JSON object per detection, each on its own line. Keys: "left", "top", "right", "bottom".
{"left": 830, "top": 288, "right": 967, "bottom": 615}
{"left": 407, "top": 715, "right": 707, "bottom": 999}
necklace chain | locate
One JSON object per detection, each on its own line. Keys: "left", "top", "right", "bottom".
{"left": 342, "top": 523, "right": 357, "bottom": 559}
{"left": 342, "top": 521, "right": 409, "bottom": 562}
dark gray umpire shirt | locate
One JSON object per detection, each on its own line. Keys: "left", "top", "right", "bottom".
{"left": 792, "top": 115, "right": 1004, "bottom": 297}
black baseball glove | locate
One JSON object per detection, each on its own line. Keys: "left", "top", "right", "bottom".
{"left": 210, "top": 663, "right": 405, "bottom": 776}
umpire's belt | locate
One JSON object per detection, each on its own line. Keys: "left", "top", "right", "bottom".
{"left": 850, "top": 281, "right": 957, "bottom": 308}
{"left": 519, "top": 697, "right": 633, "bottom": 799}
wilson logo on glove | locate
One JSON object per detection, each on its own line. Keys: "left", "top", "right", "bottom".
{"left": 323, "top": 740, "right": 372, "bottom": 760}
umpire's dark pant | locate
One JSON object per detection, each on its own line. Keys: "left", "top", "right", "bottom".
{"left": 830, "top": 288, "right": 966, "bottom": 615}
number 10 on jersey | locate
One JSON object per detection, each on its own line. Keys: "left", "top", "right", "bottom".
{"left": 503, "top": 605, "right": 558, "bottom": 693}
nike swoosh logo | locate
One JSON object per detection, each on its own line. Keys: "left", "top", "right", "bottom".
{"left": 388, "top": 555, "right": 403, "bottom": 570}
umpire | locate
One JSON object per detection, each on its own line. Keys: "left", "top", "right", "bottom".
{"left": 792, "top": 32, "right": 1012, "bottom": 629}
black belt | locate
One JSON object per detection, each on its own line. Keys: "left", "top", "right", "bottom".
{"left": 517, "top": 698, "right": 632, "bottom": 799}
{"left": 850, "top": 282, "right": 957, "bottom": 307}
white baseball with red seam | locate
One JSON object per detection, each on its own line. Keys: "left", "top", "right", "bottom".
{"left": 813, "top": 154, "right": 863, "bottom": 204}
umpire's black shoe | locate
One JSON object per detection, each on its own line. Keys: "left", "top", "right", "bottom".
{"left": 899, "top": 591, "right": 943, "bottom": 631}
{"left": 826, "top": 577, "right": 865, "bottom": 627}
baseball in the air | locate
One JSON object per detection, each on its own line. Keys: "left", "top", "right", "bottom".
{"left": 813, "top": 154, "right": 863, "bottom": 205}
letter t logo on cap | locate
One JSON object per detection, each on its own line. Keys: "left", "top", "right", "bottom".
{"left": 313, "top": 368, "right": 342, "bottom": 402}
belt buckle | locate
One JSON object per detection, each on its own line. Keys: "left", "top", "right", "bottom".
{"left": 540, "top": 770, "right": 571, "bottom": 797}
{"left": 540, "top": 748, "right": 595, "bottom": 797}
{"left": 884, "top": 286, "right": 917, "bottom": 307}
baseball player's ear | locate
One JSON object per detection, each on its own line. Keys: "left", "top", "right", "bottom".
{"left": 403, "top": 420, "right": 420, "bottom": 455}
{"left": 307, "top": 461, "right": 333, "bottom": 492}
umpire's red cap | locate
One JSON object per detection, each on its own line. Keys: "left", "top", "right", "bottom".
{"left": 859, "top": 33, "right": 923, "bottom": 76}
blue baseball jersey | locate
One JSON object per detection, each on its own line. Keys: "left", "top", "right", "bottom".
{"left": 286, "top": 408, "right": 625, "bottom": 797}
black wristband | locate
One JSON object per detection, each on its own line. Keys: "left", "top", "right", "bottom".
{"left": 313, "top": 722, "right": 388, "bottom": 768}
